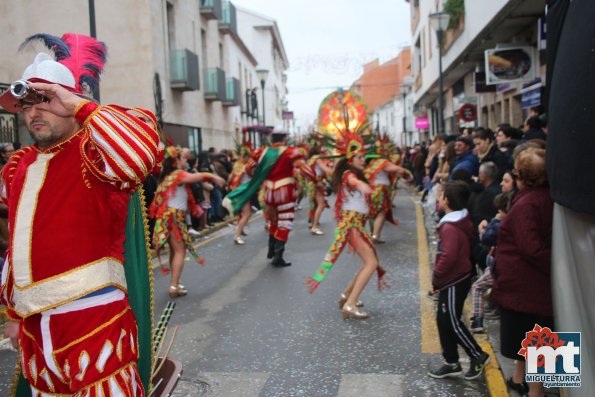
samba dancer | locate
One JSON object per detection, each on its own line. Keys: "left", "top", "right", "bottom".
{"left": 306, "top": 132, "right": 387, "bottom": 319}
{"left": 365, "top": 134, "right": 412, "bottom": 243}
{"left": 149, "top": 146, "right": 225, "bottom": 297}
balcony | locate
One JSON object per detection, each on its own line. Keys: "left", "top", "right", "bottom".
{"left": 223, "top": 77, "right": 240, "bottom": 106}
{"left": 199, "top": 0, "right": 222, "bottom": 20}
{"left": 203, "top": 68, "right": 226, "bottom": 101}
{"left": 170, "top": 49, "right": 199, "bottom": 91}
{"left": 218, "top": 1, "right": 237, "bottom": 35}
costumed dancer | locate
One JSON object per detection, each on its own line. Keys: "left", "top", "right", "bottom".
{"left": 228, "top": 141, "right": 253, "bottom": 245}
{"left": 223, "top": 128, "right": 315, "bottom": 267}
{"left": 0, "top": 33, "right": 162, "bottom": 396}
{"left": 293, "top": 137, "right": 310, "bottom": 211}
{"left": 365, "top": 134, "right": 413, "bottom": 243}
{"left": 306, "top": 145, "right": 333, "bottom": 235}
{"left": 149, "top": 146, "right": 225, "bottom": 297}
{"left": 306, "top": 132, "right": 388, "bottom": 319}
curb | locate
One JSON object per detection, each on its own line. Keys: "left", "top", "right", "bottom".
{"left": 413, "top": 189, "right": 509, "bottom": 397}
{"left": 150, "top": 212, "right": 263, "bottom": 270}
{"left": 150, "top": 217, "right": 236, "bottom": 270}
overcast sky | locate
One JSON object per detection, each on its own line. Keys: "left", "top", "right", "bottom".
{"left": 232, "top": 0, "right": 412, "bottom": 132}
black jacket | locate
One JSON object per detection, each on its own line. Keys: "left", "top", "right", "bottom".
{"left": 546, "top": 0, "right": 595, "bottom": 215}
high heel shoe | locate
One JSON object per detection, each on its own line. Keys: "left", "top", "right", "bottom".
{"left": 177, "top": 283, "right": 187, "bottom": 295}
{"left": 372, "top": 235, "right": 385, "bottom": 244}
{"left": 341, "top": 304, "right": 369, "bottom": 319}
{"left": 169, "top": 284, "right": 187, "bottom": 298}
{"left": 338, "top": 293, "right": 363, "bottom": 309}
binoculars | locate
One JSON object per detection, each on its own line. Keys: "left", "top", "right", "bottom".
{"left": 9, "top": 80, "right": 49, "bottom": 107}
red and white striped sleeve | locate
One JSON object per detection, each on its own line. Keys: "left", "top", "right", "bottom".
{"left": 75, "top": 101, "right": 163, "bottom": 190}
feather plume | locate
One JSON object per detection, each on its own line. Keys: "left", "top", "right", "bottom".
{"left": 60, "top": 33, "right": 107, "bottom": 96}
{"left": 19, "top": 33, "right": 71, "bottom": 61}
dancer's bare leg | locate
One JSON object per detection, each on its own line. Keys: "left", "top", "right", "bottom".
{"left": 235, "top": 202, "right": 251, "bottom": 238}
{"left": 311, "top": 192, "right": 325, "bottom": 230}
{"left": 372, "top": 211, "right": 386, "bottom": 239}
{"left": 169, "top": 232, "right": 186, "bottom": 287}
{"left": 345, "top": 231, "right": 378, "bottom": 306}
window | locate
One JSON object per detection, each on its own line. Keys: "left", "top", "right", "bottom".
{"left": 188, "top": 127, "right": 202, "bottom": 154}
{"left": 166, "top": 2, "right": 175, "bottom": 53}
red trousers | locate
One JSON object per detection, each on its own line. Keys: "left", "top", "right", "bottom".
{"left": 19, "top": 290, "right": 143, "bottom": 396}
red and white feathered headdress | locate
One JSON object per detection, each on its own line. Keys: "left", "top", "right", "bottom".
{"left": 0, "top": 33, "right": 107, "bottom": 112}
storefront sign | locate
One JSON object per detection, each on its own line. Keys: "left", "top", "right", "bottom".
{"left": 474, "top": 72, "right": 496, "bottom": 93}
{"left": 415, "top": 117, "right": 429, "bottom": 129}
{"left": 521, "top": 78, "right": 542, "bottom": 109}
{"left": 485, "top": 46, "right": 537, "bottom": 85}
{"left": 458, "top": 103, "right": 477, "bottom": 122}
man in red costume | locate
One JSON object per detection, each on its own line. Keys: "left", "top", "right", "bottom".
{"left": 0, "top": 33, "right": 161, "bottom": 396}
{"left": 250, "top": 130, "right": 315, "bottom": 267}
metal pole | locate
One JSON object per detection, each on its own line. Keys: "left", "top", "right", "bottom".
{"left": 260, "top": 80, "right": 266, "bottom": 127}
{"left": 402, "top": 92, "right": 407, "bottom": 144}
{"left": 89, "top": 0, "right": 97, "bottom": 38}
{"left": 88, "top": 0, "right": 100, "bottom": 102}
{"left": 437, "top": 29, "right": 444, "bottom": 135}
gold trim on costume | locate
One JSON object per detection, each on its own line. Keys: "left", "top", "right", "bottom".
{"left": 76, "top": 351, "right": 90, "bottom": 382}
{"left": 264, "top": 177, "right": 295, "bottom": 190}
{"left": 12, "top": 258, "right": 127, "bottom": 317}
{"left": 53, "top": 307, "right": 129, "bottom": 355}
{"left": 72, "top": 100, "right": 91, "bottom": 116}
{"left": 12, "top": 152, "right": 54, "bottom": 286}
{"left": 96, "top": 340, "right": 114, "bottom": 373}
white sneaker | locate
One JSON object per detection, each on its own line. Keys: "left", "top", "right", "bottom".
{"left": 234, "top": 237, "right": 245, "bottom": 245}
{"left": 188, "top": 228, "right": 202, "bottom": 237}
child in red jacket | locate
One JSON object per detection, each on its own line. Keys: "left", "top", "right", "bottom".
{"left": 428, "top": 181, "right": 490, "bottom": 380}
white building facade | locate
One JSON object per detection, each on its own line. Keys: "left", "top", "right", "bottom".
{"left": 0, "top": 0, "right": 289, "bottom": 151}
{"left": 407, "top": 0, "right": 547, "bottom": 136}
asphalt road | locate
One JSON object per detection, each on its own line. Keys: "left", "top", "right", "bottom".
{"left": 0, "top": 187, "right": 491, "bottom": 396}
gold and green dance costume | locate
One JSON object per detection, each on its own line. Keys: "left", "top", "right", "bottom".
{"left": 307, "top": 172, "right": 387, "bottom": 292}
{"left": 365, "top": 158, "right": 398, "bottom": 224}
{"left": 149, "top": 170, "right": 204, "bottom": 273}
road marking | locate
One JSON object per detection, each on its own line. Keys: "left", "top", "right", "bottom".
{"left": 412, "top": 199, "right": 441, "bottom": 353}
{"left": 478, "top": 339, "right": 509, "bottom": 397}
{"left": 337, "top": 374, "right": 404, "bottom": 397}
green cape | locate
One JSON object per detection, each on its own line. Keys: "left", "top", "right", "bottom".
{"left": 222, "top": 147, "right": 285, "bottom": 216}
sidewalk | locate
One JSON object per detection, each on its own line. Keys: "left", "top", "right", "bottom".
{"left": 416, "top": 191, "right": 560, "bottom": 397}
{"left": 416, "top": 193, "right": 511, "bottom": 396}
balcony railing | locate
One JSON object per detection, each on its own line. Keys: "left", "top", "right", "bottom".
{"left": 218, "top": 1, "right": 237, "bottom": 35}
{"left": 170, "top": 49, "right": 199, "bottom": 91}
{"left": 204, "top": 68, "right": 226, "bottom": 101}
{"left": 223, "top": 77, "right": 240, "bottom": 106}
{"left": 199, "top": 0, "right": 222, "bottom": 20}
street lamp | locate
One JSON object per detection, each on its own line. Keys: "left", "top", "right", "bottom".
{"left": 256, "top": 69, "right": 269, "bottom": 127}
{"left": 429, "top": 11, "right": 450, "bottom": 135}
{"left": 400, "top": 83, "right": 408, "bottom": 146}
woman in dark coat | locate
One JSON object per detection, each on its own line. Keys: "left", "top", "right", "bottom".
{"left": 492, "top": 147, "right": 553, "bottom": 396}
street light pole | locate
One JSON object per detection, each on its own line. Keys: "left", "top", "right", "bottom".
{"left": 256, "top": 69, "right": 269, "bottom": 127}
{"left": 429, "top": 12, "right": 450, "bottom": 135}
{"left": 437, "top": 30, "right": 444, "bottom": 135}
{"left": 88, "top": 0, "right": 100, "bottom": 102}
{"left": 402, "top": 91, "right": 407, "bottom": 146}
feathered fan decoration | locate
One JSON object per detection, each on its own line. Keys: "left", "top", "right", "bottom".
{"left": 20, "top": 32, "right": 107, "bottom": 98}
